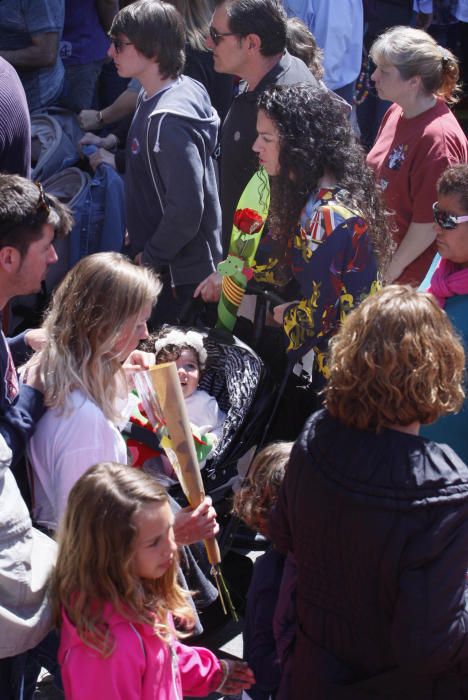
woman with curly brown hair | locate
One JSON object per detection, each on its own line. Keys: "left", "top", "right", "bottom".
{"left": 252, "top": 83, "right": 389, "bottom": 401}
{"left": 270, "top": 284, "right": 468, "bottom": 700}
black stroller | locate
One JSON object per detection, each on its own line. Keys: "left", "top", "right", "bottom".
{"left": 124, "top": 285, "right": 290, "bottom": 555}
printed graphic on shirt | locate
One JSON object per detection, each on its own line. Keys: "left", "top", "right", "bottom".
{"left": 254, "top": 188, "right": 380, "bottom": 383}
{"left": 131, "top": 137, "right": 140, "bottom": 155}
{"left": 387, "top": 144, "right": 408, "bottom": 170}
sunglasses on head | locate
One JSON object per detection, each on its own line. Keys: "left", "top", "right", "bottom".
{"left": 0, "top": 181, "right": 50, "bottom": 237}
{"left": 35, "top": 181, "right": 50, "bottom": 216}
{"left": 208, "top": 25, "right": 239, "bottom": 45}
{"left": 433, "top": 201, "right": 468, "bottom": 230}
{"left": 109, "top": 37, "right": 133, "bottom": 53}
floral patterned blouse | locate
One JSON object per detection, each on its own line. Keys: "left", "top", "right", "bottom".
{"left": 254, "top": 187, "right": 380, "bottom": 389}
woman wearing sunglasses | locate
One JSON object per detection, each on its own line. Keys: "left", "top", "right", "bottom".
{"left": 367, "top": 26, "right": 467, "bottom": 287}
{"left": 420, "top": 164, "right": 468, "bottom": 461}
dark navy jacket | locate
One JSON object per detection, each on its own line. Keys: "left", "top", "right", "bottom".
{"left": 0, "top": 330, "right": 44, "bottom": 465}
{"left": 270, "top": 409, "right": 468, "bottom": 699}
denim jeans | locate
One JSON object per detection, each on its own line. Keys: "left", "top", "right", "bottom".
{"left": 0, "top": 630, "right": 62, "bottom": 700}
{"left": 59, "top": 60, "right": 104, "bottom": 112}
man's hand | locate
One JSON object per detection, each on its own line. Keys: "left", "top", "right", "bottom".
{"left": 194, "top": 272, "right": 222, "bottom": 303}
{"left": 78, "top": 110, "right": 102, "bottom": 131}
{"left": 88, "top": 148, "right": 116, "bottom": 172}
{"left": 173, "top": 496, "right": 219, "bottom": 545}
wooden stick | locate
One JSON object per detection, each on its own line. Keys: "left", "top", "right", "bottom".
{"left": 148, "top": 362, "right": 221, "bottom": 566}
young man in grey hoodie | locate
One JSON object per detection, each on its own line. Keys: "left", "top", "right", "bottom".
{"left": 109, "top": 0, "right": 223, "bottom": 325}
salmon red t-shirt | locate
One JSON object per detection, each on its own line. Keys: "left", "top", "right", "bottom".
{"left": 367, "top": 100, "right": 468, "bottom": 285}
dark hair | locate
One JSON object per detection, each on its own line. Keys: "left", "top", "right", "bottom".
{"left": 215, "top": 0, "right": 287, "bottom": 56}
{"left": 257, "top": 83, "right": 391, "bottom": 272}
{"left": 286, "top": 17, "right": 324, "bottom": 81}
{"left": 111, "top": 0, "right": 185, "bottom": 79}
{"left": 437, "top": 164, "right": 468, "bottom": 211}
{"left": 0, "top": 174, "right": 73, "bottom": 257}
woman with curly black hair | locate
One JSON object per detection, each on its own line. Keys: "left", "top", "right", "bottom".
{"left": 252, "top": 82, "right": 390, "bottom": 401}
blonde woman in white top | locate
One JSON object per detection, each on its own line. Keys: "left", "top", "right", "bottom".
{"left": 26, "top": 252, "right": 161, "bottom": 531}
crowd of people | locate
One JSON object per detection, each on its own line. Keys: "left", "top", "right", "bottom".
{"left": 1, "top": 1, "right": 468, "bottom": 699}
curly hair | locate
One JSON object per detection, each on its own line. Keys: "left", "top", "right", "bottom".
{"left": 257, "top": 83, "right": 392, "bottom": 274}
{"left": 370, "top": 25, "right": 461, "bottom": 105}
{"left": 232, "top": 441, "right": 292, "bottom": 534}
{"left": 437, "top": 164, "right": 468, "bottom": 211}
{"left": 52, "top": 462, "right": 195, "bottom": 657}
{"left": 324, "top": 285, "right": 465, "bottom": 431}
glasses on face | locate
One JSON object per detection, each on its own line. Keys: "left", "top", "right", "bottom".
{"left": 208, "top": 25, "right": 238, "bottom": 45}
{"left": 433, "top": 201, "right": 468, "bottom": 230}
{"left": 109, "top": 37, "right": 133, "bottom": 53}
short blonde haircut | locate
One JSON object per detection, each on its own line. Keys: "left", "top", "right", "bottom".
{"left": 232, "top": 442, "right": 293, "bottom": 534}
{"left": 324, "top": 285, "right": 465, "bottom": 431}
{"left": 32, "top": 252, "right": 161, "bottom": 423}
{"left": 52, "top": 462, "right": 194, "bottom": 657}
{"left": 370, "top": 26, "right": 460, "bottom": 104}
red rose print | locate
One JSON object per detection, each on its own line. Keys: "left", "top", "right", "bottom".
{"left": 233, "top": 207, "right": 263, "bottom": 234}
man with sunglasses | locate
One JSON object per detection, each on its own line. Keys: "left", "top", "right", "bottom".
{"left": 108, "top": 0, "right": 222, "bottom": 326}
{"left": 195, "top": 0, "right": 317, "bottom": 301}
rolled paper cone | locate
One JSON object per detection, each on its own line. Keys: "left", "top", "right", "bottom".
{"left": 148, "top": 362, "right": 221, "bottom": 567}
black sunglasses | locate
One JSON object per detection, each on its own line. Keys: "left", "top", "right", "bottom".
{"left": 208, "top": 25, "right": 239, "bottom": 45}
{"left": 433, "top": 201, "right": 468, "bottom": 230}
{"left": 109, "top": 37, "right": 133, "bottom": 53}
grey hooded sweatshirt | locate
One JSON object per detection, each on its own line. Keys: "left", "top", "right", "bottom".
{"left": 125, "top": 76, "right": 223, "bottom": 286}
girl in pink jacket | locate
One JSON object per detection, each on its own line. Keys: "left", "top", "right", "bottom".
{"left": 52, "top": 462, "right": 254, "bottom": 700}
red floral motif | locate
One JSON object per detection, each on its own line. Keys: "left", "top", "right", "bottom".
{"left": 233, "top": 207, "right": 263, "bottom": 234}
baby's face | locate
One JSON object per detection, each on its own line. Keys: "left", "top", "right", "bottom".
{"left": 175, "top": 349, "right": 200, "bottom": 399}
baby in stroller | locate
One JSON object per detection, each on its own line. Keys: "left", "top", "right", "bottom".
{"left": 128, "top": 328, "right": 226, "bottom": 478}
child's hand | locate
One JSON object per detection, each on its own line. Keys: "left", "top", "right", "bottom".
{"left": 218, "top": 660, "right": 255, "bottom": 695}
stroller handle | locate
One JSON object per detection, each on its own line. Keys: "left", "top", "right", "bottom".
{"left": 245, "top": 281, "right": 286, "bottom": 307}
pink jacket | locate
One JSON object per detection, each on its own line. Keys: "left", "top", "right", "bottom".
{"left": 58, "top": 603, "right": 224, "bottom": 700}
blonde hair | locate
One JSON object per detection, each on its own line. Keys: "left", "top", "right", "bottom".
{"left": 52, "top": 462, "right": 194, "bottom": 657}
{"left": 165, "top": 0, "right": 213, "bottom": 51}
{"left": 30, "top": 252, "right": 161, "bottom": 423}
{"left": 324, "top": 285, "right": 465, "bottom": 431}
{"left": 370, "top": 26, "right": 461, "bottom": 104}
{"left": 232, "top": 442, "right": 293, "bottom": 534}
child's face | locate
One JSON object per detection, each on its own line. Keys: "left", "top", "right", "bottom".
{"left": 175, "top": 349, "right": 200, "bottom": 399}
{"left": 132, "top": 501, "right": 177, "bottom": 580}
